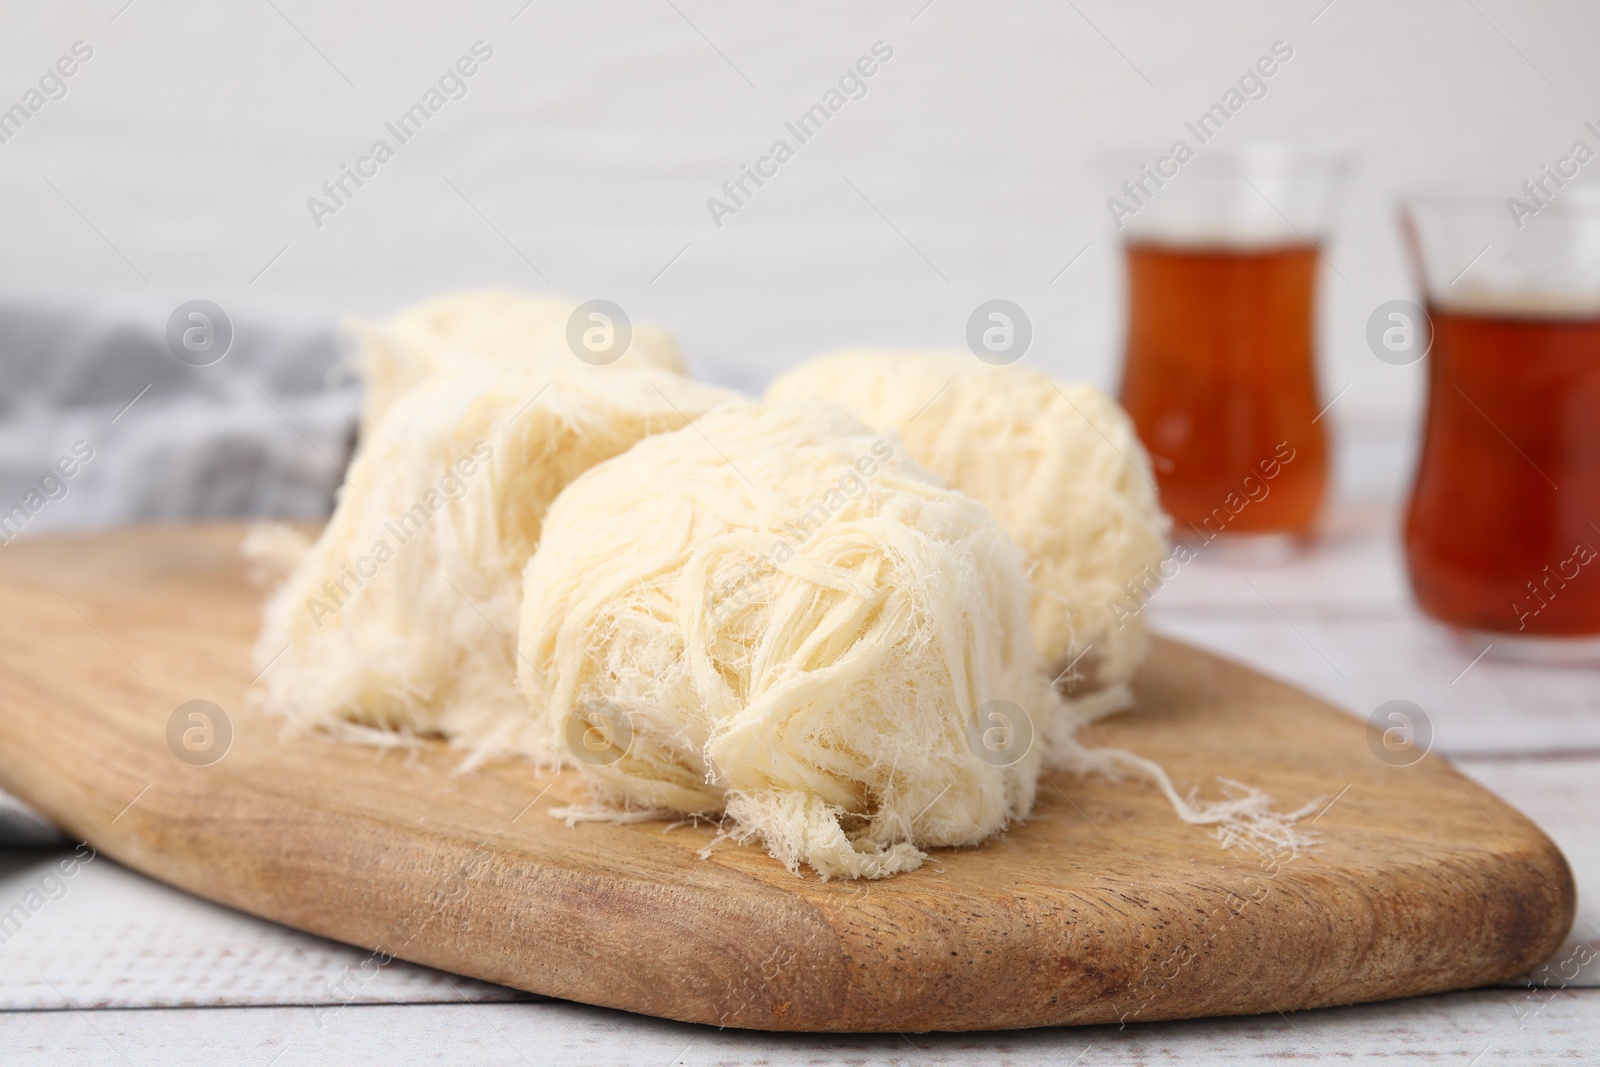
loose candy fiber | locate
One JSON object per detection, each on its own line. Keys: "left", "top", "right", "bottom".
{"left": 519, "top": 400, "right": 1311, "bottom": 879}
{"left": 767, "top": 350, "right": 1171, "bottom": 693}
{"left": 254, "top": 366, "right": 737, "bottom": 760}
{"left": 347, "top": 290, "right": 687, "bottom": 441}
{"left": 517, "top": 400, "right": 1075, "bottom": 879}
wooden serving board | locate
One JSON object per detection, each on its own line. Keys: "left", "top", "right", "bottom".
{"left": 0, "top": 525, "right": 1574, "bottom": 1032}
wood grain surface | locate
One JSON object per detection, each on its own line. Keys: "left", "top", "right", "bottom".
{"left": 0, "top": 525, "right": 1575, "bottom": 1032}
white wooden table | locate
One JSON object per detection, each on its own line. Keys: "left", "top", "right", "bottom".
{"left": 2, "top": 423, "right": 1597, "bottom": 1064}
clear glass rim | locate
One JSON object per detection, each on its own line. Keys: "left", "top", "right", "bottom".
{"left": 1401, "top": 184, "right": 1600, "bottom": 313}
{"left": 1402, "top": 186, "right": 1600, "bottom": 220}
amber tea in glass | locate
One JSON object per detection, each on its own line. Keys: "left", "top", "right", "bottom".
{"left": 1112, "top": 146, "right": 1347, "bottom": 548}
{"left": 1403, "top": 193, "right": 1600, "bottom": 656}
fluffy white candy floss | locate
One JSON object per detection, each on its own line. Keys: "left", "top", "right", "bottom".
{"left": 345, "top": 290, "right": 687, "bottom": 441}
{"left": 516, "top": 401, "right": 1075, "bottom": 879}
{"left": 767, "top": 349, "right": 1171, "bottom": 693}
{"left": 252, "top": 358, "right": 1311, "bottom": 880}
{"left": 253, "top": 366, "right": 736, "bottom": 758}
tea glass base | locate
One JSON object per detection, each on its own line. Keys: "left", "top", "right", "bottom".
{"left": 1176, "top": 530, "right": 1314, "bottom": 566}
{"left": 1451, "top": 628, "right": 1600, "bottom": 667}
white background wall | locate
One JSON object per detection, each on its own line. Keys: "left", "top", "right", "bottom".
{"left": 1, "top": 0, "right": 1595, "bottom": 425}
